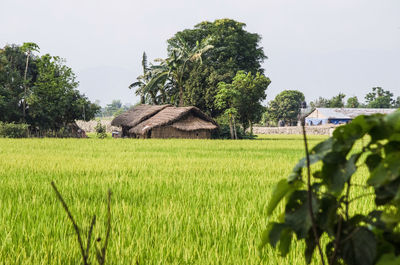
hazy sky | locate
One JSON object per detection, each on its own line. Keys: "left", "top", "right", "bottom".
{"left": 1, "top": 0, "right": 399, "bottom": 106}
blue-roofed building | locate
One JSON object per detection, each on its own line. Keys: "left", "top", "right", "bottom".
{"left": 305, "top": 108, "right": 396, "bottom": 126}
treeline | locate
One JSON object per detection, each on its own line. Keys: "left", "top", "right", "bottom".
{"left": 263, "top": 87, "right": 399, "bottom": 126}
{"left": 0, "top": 43, "right": 99, "bottom": 136}
{"left": 94, "top": 100, "right": 132, "bottom": 118}
{"left": 310, "top": 87, "right": 400, "bottom": 109}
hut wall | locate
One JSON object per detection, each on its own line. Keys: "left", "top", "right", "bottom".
{"left": 151, "top": 126, "right": 211, "bottom": 139}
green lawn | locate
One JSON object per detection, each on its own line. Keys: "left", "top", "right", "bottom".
{"left": 0, "top": 135, "right": 373, "bottom": 264}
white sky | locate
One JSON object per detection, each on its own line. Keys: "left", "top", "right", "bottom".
{"left": 1, "top": 0, "right": 399, "bottom": 106}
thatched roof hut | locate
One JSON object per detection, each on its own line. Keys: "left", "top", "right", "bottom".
{"left": 112, "top": 104, "right": 218, "bottom": 139}
{"left": 111, "top": 104, "right": 171, "bottom": 128}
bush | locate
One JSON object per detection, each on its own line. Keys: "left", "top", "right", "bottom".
{"left": 261, "top": 110, "right": 400, "bottom": 265}
{"left": 0, "top": 122, "right": 29, "bottom": 138}
{"left": 94, "top": 121, "right": 107, "bottom": 139}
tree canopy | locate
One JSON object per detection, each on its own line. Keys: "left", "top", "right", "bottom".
{"left": 266, "top": 90, "right": 305, "bottom": 125}
{"left": 130, "top": 18, "right": 268, "bottom": 118}
{"left": 0, "top": 43, "right": 99, "bottom": 134}
{"left": 365, "top": 87, "right": 395, "bottom": 108}
{"left": 216, "top": 71, "right": 270, "bottom": 137}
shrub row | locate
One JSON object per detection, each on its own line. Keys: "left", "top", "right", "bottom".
{"left": 0, "top": 122, "right": 29, "bottom": 138}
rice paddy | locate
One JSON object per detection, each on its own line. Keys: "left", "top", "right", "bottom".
{"left": 0, "top": 135, "right": 374, "bottom": 264}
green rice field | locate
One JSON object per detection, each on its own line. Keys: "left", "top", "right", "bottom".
{"left": 0, "top": 135, "right": 374, "bottom": 264}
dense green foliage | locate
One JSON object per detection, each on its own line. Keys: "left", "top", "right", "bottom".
{"left": 0, "top": 135, "right": 347, "bottom": 264}
{"left": 310, "top": 88, "right": 398, "bottom": 109}
{"left": 0, "top": 43, "right": 99, "bottom": 135}
{"left": 94, "top": 121, "right": 107, "bottom": 139}
{"left": 310, "top": 93, "right": 345, "bottom": 108}
{"left": 265, "top": 90, "right": 305, "bottom": 125}
{"left": 365, "top": 87, "right": 396, "bottom": 108}
{"left": 130, "top": 19, "right": 268, "bottom": 118}
{"left": 96, "top": 100, "right": 131, "bottom": 118}
{"left": 0, "top": 122, "right": 29, "bottom": 138}
{"left": 262, "top": 110, "right": 400, "bottom": 265}
{"left": 170, "top": 19, "right": 267, "bottom": 115}
{"left": 216, "top": 71, "right": 270, "bottom": 137}
{"left": 346, "top": 96, "right": 360, "bottom": 108}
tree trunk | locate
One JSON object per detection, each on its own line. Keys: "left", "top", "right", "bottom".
{"left": 249, "top": 120, "right": 253, "bottom": 135}
{"left": 23, "top": 50, "right": 31, "bottom": 121}
{"left": 233, "top": 116, "right": 238, "bottom": 140}
{"left": 150, "top": 92, "right": 157, "bottom": 105}
{"left": 229, "top": 115, "right": 234, "bottom": 139}
{"left": 140, "top": 95, "right": 145, "bottom": 104}
{"left": 179, "top": 84, "right": 184, "bottom": 107}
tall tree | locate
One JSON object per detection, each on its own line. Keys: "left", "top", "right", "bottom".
{"left": 215, "top": 82, "right": 240, "bottom": 139}
{"left": 216, "top": 71, "right": 270, "bottom": 135}
{"left": 310, "top": 97, "right": 330, "bottom": 109}
{"left": 346, "top": 96, "right": 360, "bottom": 108}
{"left": 20, "top": 42, "right": 40, "bottom": 121}
{"left": 310, "top": 93, "right": 346, "bottom": 108}
{"left": 129, "top": 52, "right": 149, "bottom": 104}
{"left": 327, "top": 93, "right": 345, "bottom": 108}
{"left": 394, "top": 96, "right": 400, "bottom": 108}
{"left": 365, "top": 87, "right": 395, "bottom": 108}
{"left": 266, "top": 90, "right": 305, "bottom": 126}
{"left": 28, "top": 54, "right": 98, "bottom": 131}
{"left": 143, "top": 36, "right": 213, "bottom": 106}
{"left": 167, "top": 18, "right": 267, "bottom": 114}
{"left": 0, "top": 44, "right": 38, "bottom": 122}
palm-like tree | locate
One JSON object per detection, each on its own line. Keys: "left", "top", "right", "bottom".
{"left": 130, "top": 38, "right": 213, "bottom": 106}
{"left": 142, "top": 37, "right": 213, "bottom": 106}
{"left": 167, "top": 36, "right": 213, "bottom": 106}
{"left": 129, "top": 52, "right": 150, "bottom": 104}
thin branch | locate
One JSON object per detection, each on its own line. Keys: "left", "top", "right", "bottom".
{"left": 86, "top": 215, "right": 96, "bottom": 258}
{"left": 341, "top": 227, "right": 360, "bottom": 243}
{"left": 101, "top": 190, "right": 112, "bottom": 265}
{"left": 329, "top": 215, "right": 343, "bottom": 265}
{"left": 302, "top": 123, "right": 326, "bottom": 265}
{"left": 96, "top": 189, "right": 112, "bottom": 265}
{"left": 345, "top": 180, "right": 351, "bottom": 220}
{"left": 51, "top": 181, "right": 88, "bottom": 265}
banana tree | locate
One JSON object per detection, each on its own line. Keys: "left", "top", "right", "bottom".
{"left": 142, "top": 37, "right": 213, "bottom": 106}
{"left": 129, "top": 52, "right": 149, "bottom": 104}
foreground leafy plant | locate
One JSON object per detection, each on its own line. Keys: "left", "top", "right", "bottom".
{"left": 51, "top": 182, "right": 112, "bottom": 265}
{"left": 260, "top": 110, "right": 400, "bottom": 265}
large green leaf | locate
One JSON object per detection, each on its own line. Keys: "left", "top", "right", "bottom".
{"left": 259, "top": 222, "right": 287, "bottom": 250}
{"left": 368, "top": 153, "right": 400, "bottom": 187}
{"left": 266, "top": 179, "right": 300, "bottom": 216}
{"left": 288, "top": 137, "right": 334, "bottom": 182}
{"left": 374, "top": 178, "right": 400, "bottom": 205}
{"left": 339, "top": 227, "right": 376, "bottom": 265}
{"left": 304, "top": 230, "right": 317, "bottom": 264}
{"left": 366, "top": 153, "right": 382, "bottom": 172}
{"left": 278, "top": 228, "right": 293, "bottom": 256}
{"left": 285, "top": 190, "right": 319, "bottom": 239}
{"left": 322, "top": 153, "right": 360, "bottom": 194}
{"left": 317, "top": 196, "right": 338, "bottom": 236}
{"left": 384, "top": 141, "right": 400, "bottom": 155}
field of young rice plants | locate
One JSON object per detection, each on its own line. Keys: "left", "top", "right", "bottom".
{"left": 0, "top": 135, "right": 374, "bottom": 264}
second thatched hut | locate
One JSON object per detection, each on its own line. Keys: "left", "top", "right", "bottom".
{"left": 111, "top": 104, "right": 218, "bottom": 139}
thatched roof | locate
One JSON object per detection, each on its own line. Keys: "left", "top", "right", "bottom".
{"left": 129, "top": 106, "right": 218, "bottom": 135}
{"left": 111, "top": 104, "right": 171, "bottom": 127}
